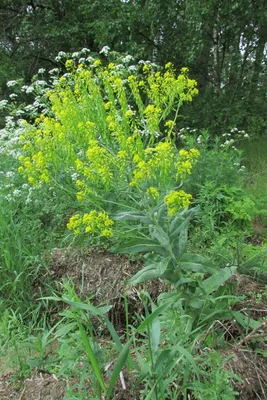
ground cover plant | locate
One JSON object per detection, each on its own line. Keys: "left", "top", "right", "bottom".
{"left": 0, "top": 49, "right": 266, "bottom": 399}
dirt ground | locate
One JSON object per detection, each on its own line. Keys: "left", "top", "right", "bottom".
{"left": 0, "top": 248, "right": 266, "bottom": 400}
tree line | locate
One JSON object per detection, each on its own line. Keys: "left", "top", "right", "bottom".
{"left": 0, "top": 0, "right": 266, "bottom": 134}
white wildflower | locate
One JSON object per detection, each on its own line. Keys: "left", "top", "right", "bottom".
{"left": 72, "top": 52, "right": 80, "bottom": 58}
{"left": 6, "top": 80, "right": 17, "bottom": 88}
{"left": 0, "top": 100, "right": 8, "bottom": 109}
{"left": 71, "top": 173, "right": 79, "bottom": 181}
{"left": 35, "top": 80, "right": 47, "bottom": 86}
{"left": 122, "top": 55, "right": 134, "bottom": 63}
{"left": 26, "top": 86, "right": 34, "bottom": 94}
{"left": 86, "top": 56, "right": 95, "bottom": 63}
{"left": 99, "top": 46, "right": 110, "bottom": 56}
{"left": 13, "top": 189, "right": 21, "bottom": 197}
{"left": 21, "top": 85, "right": 29, "bottom": 92}
{"left": 81, "top": 48, "right": 90, "bottom": 54}
{"left": 24, "top": 104, "right": 35, "bottom": 112}
{"left": 48, "top": 68, "right": 59, "bottom": 75}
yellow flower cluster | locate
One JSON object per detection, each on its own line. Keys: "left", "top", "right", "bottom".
{"left": 75, "top": 140, "right": 114, "bottom": 197}
{"left": 131, "top": 141, "right": 175, "bottom": 187}
{"left": 146, "top": 187, "right": 160, "bottom": 200}
{"left": 176, "top": 149, "right": 200, "bottom": 179}
{"left": 67, "top": 210, "right": 114, "bottom": 237}
{"left": 164, "top": 190, "right": 192, "bottom": 216}
{"left": 17, "top": 58, "right": 200, "bottom": 236}
{"left": 18, "top": 151, "right": 50, "bottom": 184}
{"left": 130, "top": 143, "right": 200, "bottom": 188}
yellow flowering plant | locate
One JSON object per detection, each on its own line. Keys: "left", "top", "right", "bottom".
{"left": 16, "top": 52, "right": 199, "bottom": 242}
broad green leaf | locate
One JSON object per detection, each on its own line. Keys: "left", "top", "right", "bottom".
{"left": 175, "top": 277, "right": 195, "bottom": 287}
{"left": 114, "top": 211, "right": 151, "bottom": 224}
{"left": 232, "top": 311, "right": 261, "bottom": 329}
{"left": 135, "top": 351, "right": 150, "bottom": 386}
{"left": 170, "top": 215, "right": 184, "bottom": 235}
{"left": 113, "top": 238, "right": 168, "bottom": 256}
{"left": 189, "top": 298, "right": 204, "bottom": 309}
{"left": 201, "top": 309, "right": 234, "bottom": 323}
{"left": 151, "top": 302, "right": 161, "bottom": 352}
{"left": 169, "top": 206, "right": 198, "bottom": 238}
{"left": 180, "top": 253, "right": 215, "bottom": 267}
{"left": 178, "top": 226, "right": 188, "bottom": 257}
{"left": 127, "top": 258, "right": 170, "bottom": 285}
{"left": 170, "top": 216, "right": 189, "bottom": 242}
{"left": 199, "top": 266, "right": 237, "bottom": 295}
{"left": 179, "top": 261, "right": 214, "bottom": 273}
{"left": 149, "top": 226, "right": 170, "bottom": 247}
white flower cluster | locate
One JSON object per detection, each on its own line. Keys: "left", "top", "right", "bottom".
{"left": 99, "top": 46, "right": 110, "bottom": 56}
{"left": 6, "top": 80, "right": 18, "bottom": 88}
{"left": 0, "top": 100, "right": 8, "bottom": 109}
{"left": 55, "top": 51, "right": 68, "bottom": 62}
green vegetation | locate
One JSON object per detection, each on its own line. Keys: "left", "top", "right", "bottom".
{"left": 0, "top": 2, "right": 266, "bottom": 399}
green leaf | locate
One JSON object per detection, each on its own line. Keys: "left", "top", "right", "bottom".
{"left": 154, "top": 349, "right": 172, "bottom": 372}
{"left": 232, "top": 311, "right": 261, "bottom": 330}
{"left": 149, "top": 226, "right": 170, "bottom": 247}
{"left": 113, "top": 238, "right": 168, "bottom": 256}
{"left": 136, "top": 302, "right": 171, "bottom": 334}
{"left": 151, "top": 301, "right": 161, "bottom": 352}
{"left": 78, "top": 322, "right": 107, "bottom": 395}
{"left": 42, "top": 296, "right": 111, "bottom": 316}
{"left": 189, "top": 298, "right": 204, "bottom": 309}
{"left": 103, "top": 316, "right": 123, "bottom": 352}
{"left": 127, "top": 258, "right": 170, "bottom": 285}
{"left": 175, "top": 277, "right": 195, "bottom": 287}
{"left": 107, "top": 341, "right": 131, "bottom": 398}
{"left": 200, "top": 266, "right": 237, "bottom": 295}
{"left": 179, "top": 253, "right": 215, "bottom": 273}
{"left": 171, "top": 344, "right": 200, "bottom": 376}
{"left": 114, "top": 211, "right": 151, "bottom": 224}
{"left": 61, "top": 298, "right": 112, "bottom": 315}
{"left": 170, "top": 216, "right": 189, "bottom": 241}
{"left": 180, "top": 253, "right": 215, "bottom": 267}
{"left": 55, "top": 322, "right": 77, "bottom": 338}
{"left": 178, "top": 225, "right": 188, "bottom": 257}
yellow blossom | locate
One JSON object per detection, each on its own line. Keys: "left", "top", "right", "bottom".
{"left": 146, "top": 187, "right": 159, "bottom": 200}
{"left": 93, "top": 59, "right": 102, "bottom": 67}
{"left": 164, "top": 190, "right": 192, "bottom": 216}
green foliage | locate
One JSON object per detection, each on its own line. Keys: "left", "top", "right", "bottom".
{"left": 113, "top": 202, "right": 252, "bottom": 333}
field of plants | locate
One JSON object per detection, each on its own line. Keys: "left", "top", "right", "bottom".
{"left": 0, "top": 49, "right": 266, "bottom": 399}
